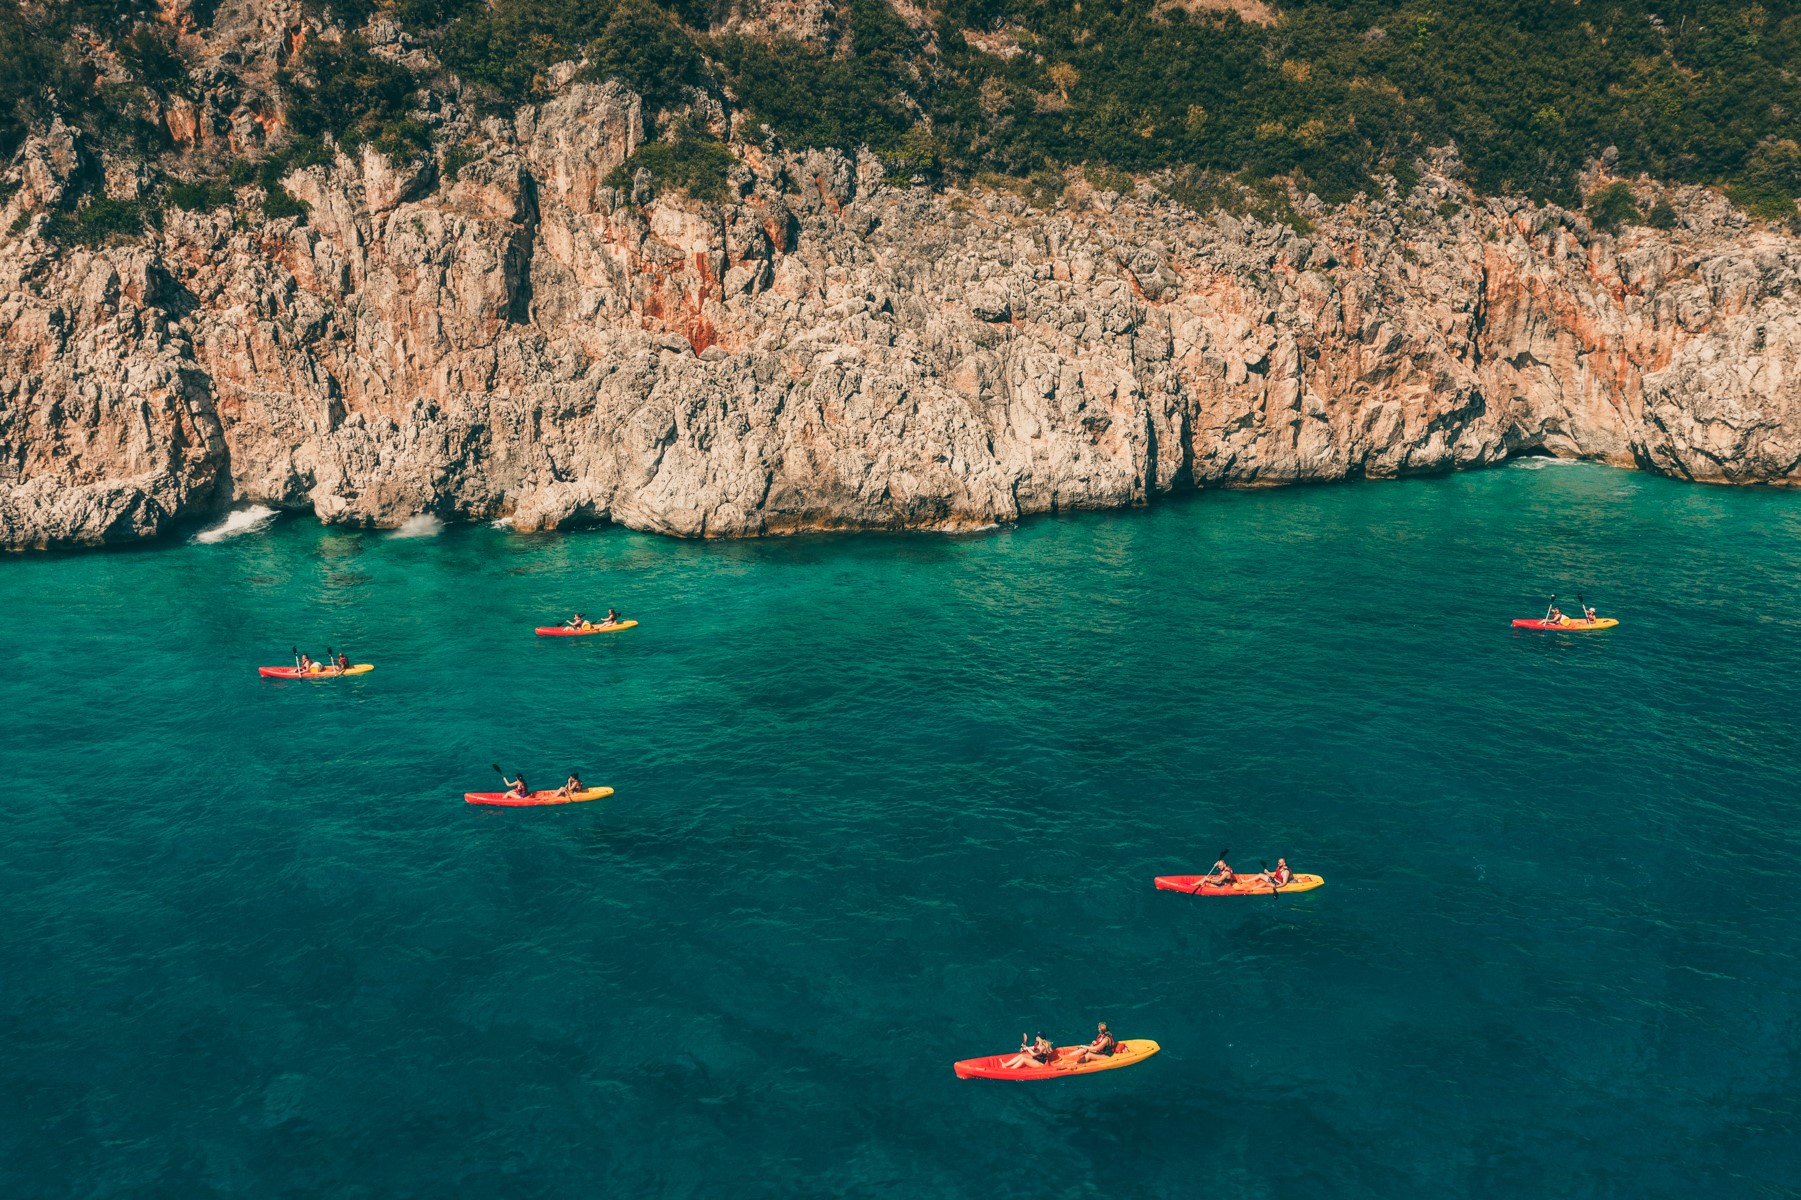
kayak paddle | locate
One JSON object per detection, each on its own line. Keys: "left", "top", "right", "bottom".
{"left": 1261, "top": 858, "right": 1282, "bottom": 893}
{"left": 1193, "top": 848, "right": 1229, "bottom": 894}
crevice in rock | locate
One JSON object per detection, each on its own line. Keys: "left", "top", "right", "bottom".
{"left": 505, "top": 172, "right": 541, "bottom": 326}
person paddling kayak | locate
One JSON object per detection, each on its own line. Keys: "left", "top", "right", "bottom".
{"left": 1057, "top": 1022, "right": 1116, "bottom": 1067}
{"left": 502, "top": 773, "right": 530, "bottom": 800}
{"left": 602, "top": 607, "right": 622, "bottom": 627}
{"left": 1000, "top": 1033, "right": 1056, "bottom": 1070}
{"left": 565, "top": 612, "right": 588, "bottom": 630}
{"left": 555, "top": 772, "right": 585, "bottom": 798}
{"left": 1198, "top": 850, "right": 1234, "bottom": 890}
{"left": 1544, "top": 599, "right": 1565, "bottom": 624}
{"left": 1257, "top": 858, "right": 1293, "bottom": 890}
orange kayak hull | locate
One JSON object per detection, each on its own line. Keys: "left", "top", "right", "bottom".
{"left": 464, "top": 787, "right": 614, "bottom": 807}
{"left": 1511, "top": 617, "right": 1618, "bottom": 631}
{"left": 535, "top": 621, "right": 638, "bottom": 636}
{"left": 1155, "top": 873, "right": 1324, "bottom": 895}
{"left": 258, "top": 664, "right": 373, "bottom": 679}
{"left": 953, "top": 1039, "right": 1160, "bottom": 1080}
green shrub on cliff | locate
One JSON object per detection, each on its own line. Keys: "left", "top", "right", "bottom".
{"left": 221, "top": 154, "right": 317, "bottom": 222}
{"left": 43, "top": 197, "right": 156, "bottom": 246}
{"left": 1727, "top": 140, "right": 1801, "bottom": 225}
{"left": 262, "top": 183, "right": 310, "bottom": 221}
{"left": 710, "top": 0, "right": 921, "bottom": 159}
{"left": 440, "top": 0, "right": 707, "bottom": 109}
{"left": 1585, "top": 182, "right": 1642, "bottom": 233}
{"left": 606, "top": 135, "right": 734, "bottom": 202}
{"left": 282, "top": 37, "right": 432, "bottom": 162}
{"left": 579, "top": 0, "right": 710, "bottom": 109}
{"left": 167, "top": 179, "right": 236, "bottom": 212}
{"left": 439, "top": 0, "right": 616, "bottom": 101}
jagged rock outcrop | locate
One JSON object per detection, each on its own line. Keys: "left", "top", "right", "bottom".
{"left": 6, "top": 79, "right": 1801, "bottom": 548}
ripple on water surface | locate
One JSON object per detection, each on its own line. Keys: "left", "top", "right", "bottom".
{"left": 2, "top": 462, "right": 1799, "bottom": 1197}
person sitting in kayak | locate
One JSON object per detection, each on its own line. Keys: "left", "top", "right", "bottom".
{"left": 1058, "top": 1023, "right": 1116, "bottom": 1067}
{"left": 297, "top": 652, "right": 317, "bottom": 674}
{"left": 1258, "top": 858, "right": 1293, "bottom": 890}
{"left": 503, "top": 774, "right": 530, "bottom": 799}
{"left": 1581, "top": 603, "right": 1598, "bottom": 624}
{"left": 1544, "top": 602, "right": 1565, "bottom": 624}
{"left": 566, "top": 613, "right": 587, "bottom": 630}
{"left": 1000, "top": 1033, "right": 1056, "bottom": 1070}
{"left": 334, "top": 651, "right": 350, "bottom": 672}
{"left": 555, "top": 772, "right": 584, "bottom": 798}
{"left": 602, "top": 607, "right": 622, "bottom": 627}
{"left": 1203, "top": 851, "right": 1235, "bottom": 887}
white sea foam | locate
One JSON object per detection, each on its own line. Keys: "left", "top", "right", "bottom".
{"left": 390, "top": 514, "right": 446, "bottom": 538}
{"left": 490, "top": 516, "right": 516, "bottom": 530}
{"left": 191, "top": 505, "right": 279, "bottom": 544}
{"left": 1510, "top": 456, "right": 1589, "bottom": 470}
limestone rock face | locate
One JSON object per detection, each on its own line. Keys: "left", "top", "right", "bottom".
{"left": 6, "top": 83, "right": 1801, "bottom": 548}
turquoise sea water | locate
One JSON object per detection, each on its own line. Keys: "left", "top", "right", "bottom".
{"left": 4, "top": 461, "right": 1801, "bottom": 1198}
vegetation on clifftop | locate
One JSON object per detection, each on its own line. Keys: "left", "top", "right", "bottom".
{"left": 3, "top": 0, "right": 1800, "bottom": 224}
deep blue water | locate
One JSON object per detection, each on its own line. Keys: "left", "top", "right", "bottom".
{"left": 3, "top": 461, "right": 1800, "bottom": 1198}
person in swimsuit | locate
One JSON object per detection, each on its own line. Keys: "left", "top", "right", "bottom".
{"left": 1582, "top": 603, "right": 1598, "bottom": 623}
{"left": 1545, "top": 603, "right": 1565, "bottom": 624}
{"left": 603, "top": 607, "right": 622, "bottom": 627}
{"left": 1258, "top": 858, "right": 1293, "bottom": 890}
{"left": 503, "top": 774, "right": 530, "bottom": 799}
{"left": 297, "top": 652, "right": 317, "bottom": 674}
{"left": 335, "top": 651, "right": 350, "bottom": 672}
{"left": 1000, "top": 1033, "right": 1056, "bottom": 1070}
{"left": 1058, "top": 1023, "right": 1116, "bottom": 1067}
{"left": 566, "top": 613, "right": 587, "bottom": 630}
{"left": 1200, "top": 851, "right": 1234, "bottom": 890}
{"left": 556, "top": 772, "right": 585, "bottom": 798}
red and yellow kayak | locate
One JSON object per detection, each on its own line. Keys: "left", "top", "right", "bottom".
{"left": 464, "top": 787, "right": 614, "bottom": 807}
{"left": 954, "top": 1039, "right": 1160, "bottom": 1080}
{"left": 535, "top": 621, "right": 638, "bottom": 637}
{"left": 257, "top": 664, "right": 374, "bottom": 679}
{"left": 1511, "top": 617, "right": 1618, "bottom": 631}
{"left": 1154, "top": 873, "right": 1324, "bottom": 895}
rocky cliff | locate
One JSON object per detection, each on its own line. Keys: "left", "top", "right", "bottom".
{"left": 6, "top": 68, "right": 1801, "bottom": 548}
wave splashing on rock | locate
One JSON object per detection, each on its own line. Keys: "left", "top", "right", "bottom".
{"left": 389, "top": 514, "right": 445, "bottom": 539}
{"left": 191, "top": 506, "right": 279, "bottom": 544}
